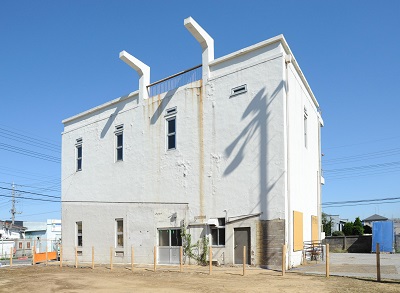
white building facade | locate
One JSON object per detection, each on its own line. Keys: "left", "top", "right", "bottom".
{"left": 61, "top": 18, "right": 323, "bottom": 268}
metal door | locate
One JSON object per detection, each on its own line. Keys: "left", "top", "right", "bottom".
{"left": 234, "top": 227, "right": 250, "bottom": 264}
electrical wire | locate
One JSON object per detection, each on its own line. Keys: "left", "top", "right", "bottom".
{"left": 0, "top": 186, "right": 60, "bottom": 199}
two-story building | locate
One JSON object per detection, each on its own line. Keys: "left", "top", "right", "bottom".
{"left": 61, "top": 17, "right": 323, "bottom": 269}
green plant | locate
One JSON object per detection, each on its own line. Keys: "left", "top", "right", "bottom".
{"left": 343, "top": 222, "right": 354, "bottom": 236}
{"left": 180, "top": 226, "right": 209, "bottom": 265}
{"left": 322, "top": 213, "right": 333, "bottom": 236}
{"left": 332, "top": 230, "right": 345, "bottom": 236}
{"left": 353, "top": 217, "right": 364, "bottom": 235}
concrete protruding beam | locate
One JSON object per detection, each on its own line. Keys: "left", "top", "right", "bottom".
{"left": 184, "top": 17, "right": 214, "bottom": 79}
{"left": 119, "top": 50, "right": 150, "bottom": 100}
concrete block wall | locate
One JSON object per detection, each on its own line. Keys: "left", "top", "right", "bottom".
{"left": 256, "top": 219, "right": 285, "bottom": 269}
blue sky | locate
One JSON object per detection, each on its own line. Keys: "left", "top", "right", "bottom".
{"left": 0, "top": 1, "right": 399, "bottom": 222}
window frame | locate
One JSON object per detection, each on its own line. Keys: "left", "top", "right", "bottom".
{"left": 115, "top": 218, "right": 124, "bottom": 248}
{"left": 211, "top": 218, "right": 226, "bottom": 247}
{"left": 76, "top": 138, "right": 82, "bottom": 171}
{"left": 165, "top": 107, "right": 177, "bottom": 151}
{"left": 158, "top": 228, "right": 182, "bottom": 247}
{"left": 76, "top": 221, "right": 83, "bottom": 247}
{"left": 115, "top": 125, "right": 124, "bottom": 162}
{"left": 304, "top": 108, "right": 308, "bottom": 148}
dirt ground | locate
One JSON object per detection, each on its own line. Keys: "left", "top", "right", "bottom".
{"left": 1, "top": 264, "right": 399, "bottom": 293}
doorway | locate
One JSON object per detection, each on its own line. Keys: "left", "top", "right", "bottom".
{"left": 234, "top": 227, "right": 250, "bottom": 264}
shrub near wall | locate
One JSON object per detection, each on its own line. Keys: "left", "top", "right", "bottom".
{"left": 323, "top": 235, "right": 372, "bottom": 253}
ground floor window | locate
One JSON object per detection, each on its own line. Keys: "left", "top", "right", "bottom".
{"left": 158, "top": 229, "right": 182, "bottom": 246}
{"left": 116, "top": 219, "right": 123, "bottom": 248}
{"left": 76, "top": 221, "right": 82, "bottom": 247}
{"left": 211, "top": 218, "right": 226, "bottom": 246}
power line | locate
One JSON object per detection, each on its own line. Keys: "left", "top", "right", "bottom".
{"left": 0, "top": 193, "right": 59, "bottom": 203}
{"left": 0, "top": 186, "right": 60, "bottom": 199}
{"left": 324, "top": 135, "right": 400, "bottom": 150}
{"left": 0, "top": 142, "right": 60, "bottom": 163}
{"left": 323, "top": 147, "right": 400, "bottom": 165}
{"left": 0, "top": 125, "right": 60, "bottom": 148}
{"left": 323, "top": 196, "right": 400, "bottom": 206}
{"left": 0, "top": 129, "right": 59, "bottom": 152}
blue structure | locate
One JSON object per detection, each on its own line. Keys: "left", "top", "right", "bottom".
{"left": 372, "top": 221, "right": 394, "bottom": 253}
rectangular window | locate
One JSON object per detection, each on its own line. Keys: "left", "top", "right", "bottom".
{"left": 158, "top": 229, "right": 182, "bottom": 246}
{"left": 211, "top": 218, "right": 226, "bottom": 246}
{"left": 76, "top": 138, "right": 82, "bottom": 171}
{"left": 167, "top": 117, "right": 176, "bottom": 150}
{"left": 76, "top": 221, "right": 82, "bottom": 247}
{"left": 165, "top": 107, "right": 177, "bottom": 151}
{"left": 116, "top": 219, "right": 123, "bottom": 248}
{"left": 27, "top": 242, "right": 31, "bottom": 249}
{"left": 19, "top": 242, "right": 22, "bottom": 249}
{"left": 115, "top": 125, "right": 123, "bottom": 161}
{"left": 304, "top": 108, "right": 308, "bottom": 148}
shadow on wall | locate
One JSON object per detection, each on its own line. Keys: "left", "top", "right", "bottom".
{"left": 223, "top": 82, "right": 284, "bottom": 214}
{"left": 100, "top": 95, "right": 138, "bottom": 138}
{"left": 150, "top": 88, "right": 178, "bottom": 125}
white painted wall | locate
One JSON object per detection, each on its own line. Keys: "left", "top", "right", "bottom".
{"left": 62, "top": 35, "right": 322, "bottom": 267}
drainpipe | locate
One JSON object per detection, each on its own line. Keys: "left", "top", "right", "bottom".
{"left": 119, "top": 50, "right": 150, "bottom": 100}
{"left": 184, "top": 17, "right": 214, "bottom": 81}
{"left": 285, "top": 54, "right": 292, "bottom": 268}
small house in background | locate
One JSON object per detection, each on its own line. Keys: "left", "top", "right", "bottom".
{"left": 61, "top": 17, "right": 323, "bottom": 269}
{"left": 24, "top": 219, "right": 61, "bottom": 254}
{"left": 362, "top": 214, "right": 388, "bottom": 228}
{"left": 325, "top": 214, "right": 348, "bottom": 234}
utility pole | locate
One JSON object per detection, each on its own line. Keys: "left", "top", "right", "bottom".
{"left": 10, "top": 182, "right": 18, "bottom": 227}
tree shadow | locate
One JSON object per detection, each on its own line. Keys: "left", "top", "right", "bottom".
{"left": 150, "top": 88, "right": 178, "bottom": 125}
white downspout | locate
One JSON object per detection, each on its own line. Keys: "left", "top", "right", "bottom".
{"left": 285, "top": 54, "right": 292, "bottom": 268}
{"left": 119, "top": 50, "right": 150, "bottom": 100}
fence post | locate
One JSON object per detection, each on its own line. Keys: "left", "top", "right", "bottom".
{"left": 376, "top": 243, "right": 381, "bottom": 282}
{"left": 243, "top": 246, "right": 246, "bottom": 276}
{"left": 154, "top": 246, "right": 157, "bottom": 272}
{"left": 282, "top": 244, "right": 286, "bottom": 276}
{"left": 326, "top": 244, "right": 330, "bottom": 278}
{"left": 45, "top": 244, "right": 48, "bottom": 266}
{"left": 92, "top": 246, "right": 95, "bottom": 269}
{"left": 180, "top": 246, "right": 183, "bottom": 272}
{"left": 131, "top": 246, "right": 134, "bottom": 272}
{"left": 209, "top": 246, "right": 212, "bottom": 275}
{"left": 59, "top": 245, "right": 63, "bottom": 268}
{"left": 33, "top": 245, "right": 36, "bottom": 266}
{"left": 10, "top": 247, "right": 13, "bottom": 267}
{"left": 110, "top": 247, "right": 113, "bottom": 271}
{"left": 75, "top": 246, "right": 78, "bottom": 268}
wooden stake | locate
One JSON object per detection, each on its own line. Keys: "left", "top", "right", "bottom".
{"left": 180, "top": 246, "right": 183, "bottom": 272}
{"left": 154, "top": 246, "right": 157, "bottom": 272}
{"left": 75, "top": 246, "right": 78, "bottom": 268}
{"left": 33, "top": 245, "right": 36, "bottom": 266}
{"left": 45, "top": 244, "right": 48, "bottom": 266}
{"left": 10, "top": 247, "right": 13, "bottom": 267}
{"left": 131, "top": 246, "right": 134, "bottom": 272}
{"left": 59, "top": 245, "right": 63, "bottom": 268}
{"left": 282, "top": 244, "right": 286, "bottom": 276}
{"left": 110, "top": 247, "right": 113, "bottom": 271}
{"left": 326, "top": 244, "right": 330, "bottom": 278}
{"left": 92, "top": 246, "right": 95, "bottom": 269}
{"left": 376, "top": 243, "right": 381, "bottom": 282}
{"left": 209, "top": 246, "right": 212, "bottom": 275}
{"left": 243, "top": 246, "right": 246, "bottom": 276}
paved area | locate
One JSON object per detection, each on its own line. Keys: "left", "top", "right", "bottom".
{"left": 291, "top": 253, "right": 400, "bottom": 280}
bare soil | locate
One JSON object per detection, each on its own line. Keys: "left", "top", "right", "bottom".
{"left": 0, "top": 264, "right": 399, "bottom": 293}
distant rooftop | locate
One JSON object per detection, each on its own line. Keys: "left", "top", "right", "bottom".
{"left": 362, "top": 214, "right": 388, "bottom": 222}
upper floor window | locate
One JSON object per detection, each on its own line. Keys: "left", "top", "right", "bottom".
{"left": 115, "top": 125, "right": 123, "bottom": 161}
{"left": 76, "top": 138, "right": 82, "bottom": 171}
{"left": 116, "top": 219, "right": 123, "bottom": 248}
{"left": 304, "top": 108, "right": 308, "bottom": 148}
{"left": 165, "top": 107, "right": 177, "bottom": 150}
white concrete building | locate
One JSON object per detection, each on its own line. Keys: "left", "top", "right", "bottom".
{"left": 61, "top": 17, "right": 323, "bottom": 268}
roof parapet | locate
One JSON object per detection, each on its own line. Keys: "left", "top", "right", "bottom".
{"left": 119, "top": 50, "right": 150, "bottom": 100}
{"left": 184, "top": 17, "right": 214, "bottom": 80}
